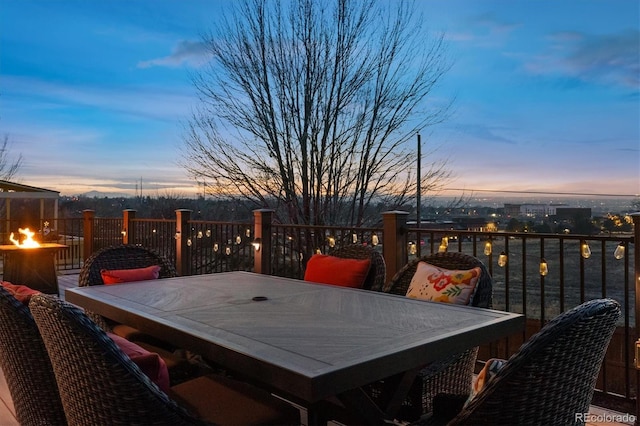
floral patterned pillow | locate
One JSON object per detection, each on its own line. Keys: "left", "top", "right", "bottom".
{"left": 405, "top": 261, "right": 481, "bottom": 305}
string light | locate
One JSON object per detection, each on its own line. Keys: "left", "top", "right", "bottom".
{"left": 438, "top": 236, "right": 448, "bottom": 253}
{"left": 539, "top": 258, "right": 548, "bottom": 276}
{"left": 484, "top": 239, "right": 492, "bottom": 256}
{"left": 371, "top": 234, "right": 379, "bottom": 246}
{"left": 408, "top": 242, "right": 417, "bottom": 255}
{"left": 352, "top": 233, "right": 358, "bottom": 244}
{"left": 498, "top": 252, "right": 508, "bottom": 267}
{"left": 580, "top": 240, "right": 591, "bottom": 259}
{"left": 328, "top": 236, "right": 336, "bottom": 248}
{"left": 614, "top": 242, "right": 625, "bottom": 260}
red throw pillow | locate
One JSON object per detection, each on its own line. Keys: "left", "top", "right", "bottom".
{"left": 304, "top": 254, "right": 371, "bottom": 288}
{"left": 101, "top": 265, "right": 161, "bottom": 285}
{"left": 1, "top": 281, "right": 41, "bottom": 305}
{"left": 107, "top": 332, "right": 170, "bottom": 394}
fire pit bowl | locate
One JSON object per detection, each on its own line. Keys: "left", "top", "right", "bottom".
{"left": 0, "top": 243, "right": 68, "bottom": 295}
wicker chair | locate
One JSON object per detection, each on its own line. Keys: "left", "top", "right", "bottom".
{"left": 377, "top": 252, "right": 494, "bottom": 420}
{"left": 78, "top": 244, "right": 201, "bottom": 383}
{"left": 0, "top": 286, "right": 67, "bottom": 426}
{"left": 328, "top": 244, "right": 386, "bottom": 291}
{"left": 79, "top": 244, "right": 177, "bottom": 287}
{"left": 29, "top": 294, "right": 301, "bottom": 426}
{"left": 434, "top": 298, "right": 621, "bottom": 425}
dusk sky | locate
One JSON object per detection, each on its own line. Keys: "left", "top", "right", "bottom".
{"left": 1, "top": 0, "right": 638, "bottom": 198}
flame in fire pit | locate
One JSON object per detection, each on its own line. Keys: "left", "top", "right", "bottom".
{"left": 9, "top": 228, "right": 41, "bottom": 248}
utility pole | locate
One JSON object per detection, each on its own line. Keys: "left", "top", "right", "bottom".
{"left": 417, "top": 133, "right": 421, "bottom": 230}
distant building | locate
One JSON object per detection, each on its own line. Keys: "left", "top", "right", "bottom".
{"left": 503, "top": 203, "right": 568, "bottom": 218}
{"left": 553, "top": 207, "right": 592, "bottom": 220}
{"left": 452, "top": 217, "right": 490, "bottom": 232}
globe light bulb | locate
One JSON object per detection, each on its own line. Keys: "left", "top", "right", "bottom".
{"left": 580, "top": 241, "right": 591, "bottom": 259}
{"left": 539, "top": 258, "right": 548, "bottom": 276}
{"left": 328, "top": 236, "right": 336, "bottom": 248}
{"left": 408, "top": 242, "right": 417, "bottom": 255}
{"left": 484, "top": 240, "right": 492, "bottom": 256}
{"left": 498, "top": 252, "right": 508, "bottom": 267}
{"left": 614, "top": 242, "right": 625, "bottom": 260}
{"left": 371, "top": 234, "right": 379, "bottom": 246}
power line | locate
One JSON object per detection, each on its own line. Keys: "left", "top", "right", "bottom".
{"left": 441, "top": 188, "right": 638, "bottom": 198}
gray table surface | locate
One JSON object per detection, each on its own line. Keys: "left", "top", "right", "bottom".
{"left": 66, "top": 271, "right": 524, "bottom": 408}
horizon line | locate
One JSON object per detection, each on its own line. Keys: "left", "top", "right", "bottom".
{"left": 442, "top": 188, "right": 639, "bottom": 198}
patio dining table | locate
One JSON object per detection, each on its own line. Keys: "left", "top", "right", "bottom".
{"left": 65, "top": 271, "right": 524, "bottom": 425}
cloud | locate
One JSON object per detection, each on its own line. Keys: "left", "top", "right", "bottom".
{"left": 525, "top": 30, "right": 640, "bottom": 90}
{"left": 138, "top": 40, "right": 211, "bottom": 69}
{"left": 448, "top": 13, "right": 520, "bottom": 48}
{"left": 453, "top": 123, "right": 518, "bottom": 145}
{"left": 475, "top": 14, "right": 520, "bottom": 36}
{"left": 3, "top": 75, "right": 194, "bottom": 122}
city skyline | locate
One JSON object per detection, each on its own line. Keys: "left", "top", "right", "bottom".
{"left": 1, "top": 0, "right": 638, "bottom": 197}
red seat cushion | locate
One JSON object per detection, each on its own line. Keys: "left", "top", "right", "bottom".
{"left": 1, "top": 281, "right": 41, "bottom": 304}
{"left": 100, "top": 265, "right": 161, "bottom": 285}
{"left": 107, "top": 332, "right": 170, "bottom": 394}
{"left": 304, "top": 254, "right": 371, "bottom": 288}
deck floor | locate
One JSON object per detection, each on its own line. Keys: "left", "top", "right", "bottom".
{"left": 0, "top": 273, "right": 634, "bottom": 425}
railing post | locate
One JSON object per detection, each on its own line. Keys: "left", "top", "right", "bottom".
{"left": 82, "top": 210, "right": 94, "bottom": 261}
{"left": 175, "top": 209, "right": 192, "bottom": 276}
{"left": 632, "top": 212, "right": 640, "bottom": 426}
{"left": 382, "top": 210, "right": 409, "bottom": 285}
{"left": 122, "top": 209, "right": 136, "bottom": 245}
{"left": 253, "top": 209, "right": 273, "bottom": 275}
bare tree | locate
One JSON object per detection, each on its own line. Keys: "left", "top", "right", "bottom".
{"left": 0, "top": 135, "right": 22, "bottom": 181}
{"left": 182, "top": 0, "right": 453, "bottom": 226}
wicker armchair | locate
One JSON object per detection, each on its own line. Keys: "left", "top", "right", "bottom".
{"left": 78, "top": 244, "right": 200, "bottom": 383}
{"left": 79, "top": 244, "right": 176, "bottom": 287}
{"left": 0, "top": 286, "right": 67, "bottom": 426}
{"left": 78, "top": 244, "right": 175, "bottom": 339}
{"left": 377, "top": 252, "right": 493, "bottom": 420}
{"left": 29, "top": 294, "right": 301, "bottom": 426}
{"left": 439, "top": 298, "right": 621, "bottom": 425}
{"left": 328, "top": 244, "right": 386, "bottom": 291}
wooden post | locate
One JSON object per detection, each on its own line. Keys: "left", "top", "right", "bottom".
{"left": 82, "top": 210, "right": 95, "bottom": 261}
{"left": 382, "top": 211, "right": 409, "bottom": 284}
{"left": 253, "top": 209, "right": 273, "bottom": 275}
{"left": 175, "top": 209, "right": 192, "bottom": 276}
{"left": 122, "top": 209, "right": 136, "bottom": 245}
